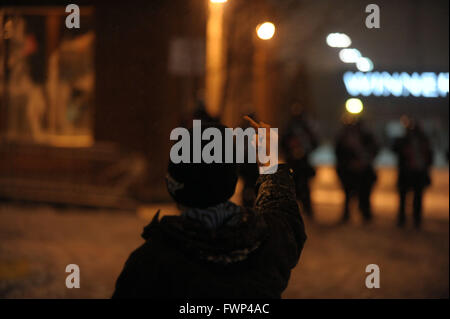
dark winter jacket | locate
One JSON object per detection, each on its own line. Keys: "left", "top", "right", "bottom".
{"left": 335, "top": 125, "right": 379, "bottom": 174}
{"left": 393, "top": 129, "right": 433, "bottom": 188}
{"left": 335, "top": 124, "right": 379, "bottom": 188}
{"left": 112, "top": 165, "right": 306, "bottom": 298}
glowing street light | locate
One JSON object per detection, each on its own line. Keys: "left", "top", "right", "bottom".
{"left": 206, "top": 0, "right": 228, "bottom": 118}
{"left": 326, "top": 33, "right": 351, "bottom": 48}
{"left": 339, "top": 48, "right": 361, "bottom": 63}
{"left": 256, "top": 22, "right": 276, "bottom": 40}
{"left": 356, "top": 57, "right": 374, "bottom": 72}
{"left": 345, "top": 98, "right": 363, "bottom": 114}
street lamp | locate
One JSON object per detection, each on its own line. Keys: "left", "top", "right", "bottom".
{"left": 356, "top": 57, "right": 374, "bottom": 72}
{"left": 339, "top": 48, "right": 361, "bottom": 63}
{"left": 326, "top": 33, "right": 351, "bottom": 48}
{"left": 345, "top": 98, "right": 363, "bottom": 114}
{"left": 206, "top": 0, "right": 228, "bottom": 118}
{"left": 253, "top": 21, "right": 277, "bottom": 124}
{"left": 256, "top": 22, "right": 276, "bottom": 40}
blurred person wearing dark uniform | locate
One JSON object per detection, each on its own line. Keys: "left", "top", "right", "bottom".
{"left": 335, "top": 118, "right": 379, "bottom": 223}
{"left": 179, "top": 100, "right": 219, "bottom": 128}
{"left": 393, "top": 117, "right": 433, "bottom": 228}
{"left": 281, "top": 103, "right": 319, "bottom": 218}
{"left": 238, "top": 113, "right": 260, "bottom": 207}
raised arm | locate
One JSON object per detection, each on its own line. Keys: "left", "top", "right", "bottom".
{"left": 254, "top": 164, "right": 299, "bottom": 217}
{"left": 243, "top": 116, "right": 306, "bottom": 258}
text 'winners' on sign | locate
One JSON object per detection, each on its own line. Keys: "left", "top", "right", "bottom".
{"left": 343, "top": 71, "right": 449, "bottom": 98}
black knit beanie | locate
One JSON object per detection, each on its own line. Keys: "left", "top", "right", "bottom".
{"left": 166, "top": 122, "right": 238, "bottom": 208}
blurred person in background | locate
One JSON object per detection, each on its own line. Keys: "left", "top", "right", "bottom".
{"left": 335, "top": 117, "right": 379, "bottom": 223}
{"left": 281, "top": 102, "right": 319, "bottom": 218}
{"left": 393, "top": 116, "right": 433, "bottom": 229}
{"left": 238, "top": 113, "right": 260, "bottom": 207}
{"left": 179, "top": 100, "right": 219, "bottom": 128}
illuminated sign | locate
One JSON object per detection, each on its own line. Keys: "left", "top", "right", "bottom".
{"left": 343, "top": 71, "right": 449, "bottom": 98}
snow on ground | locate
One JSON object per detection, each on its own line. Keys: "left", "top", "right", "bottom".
{"left": 0, "top": 167, "right": 448, "bottom": 298}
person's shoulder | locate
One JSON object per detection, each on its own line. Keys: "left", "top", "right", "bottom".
{"left": 124, "top": 215, "right": 168, "bottom": 264}
{"left": 124, "top": 239, "right": 158, "bottom": 267}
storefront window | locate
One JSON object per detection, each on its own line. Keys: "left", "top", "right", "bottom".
{"left": 0, "top": 7, "right": 94, "bottom": 146}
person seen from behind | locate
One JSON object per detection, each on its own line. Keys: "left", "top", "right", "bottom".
{"left": 112, "top": 116, "right": 307, "bottom": 298}
{"left": 281, "top": 102, "right": 319, "bottom": 218}
{"left": 335, "top": 117, "right": 379, "bottom": 223}
{"left": 393, "top": 116, "right": 433, "bottom": 228}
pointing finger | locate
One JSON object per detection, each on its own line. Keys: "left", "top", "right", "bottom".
{"left": 243, "top": 115, "right": 260, "bottom": 129}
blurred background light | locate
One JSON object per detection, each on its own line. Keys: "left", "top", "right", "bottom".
{"left": 339, "top": 48, "right": 361, "bottom": 63}
{"left": 356, "top": 57, "right": 374, "bottom": 72}
{"left": 210, "top": 0, "right": 228, "bottom": 3}
{"left": 343, "top": 71, "right": 449, "bottom": 97}
{"left": 256, "top": 22, "right": 276, "bottom": 40}
{"left": 326, "top": 33, "right": 352, "bottom": 48}
{"left": 345, "top": 98, "right": 363, "bottom": 114}
{"left": 437, "top": 72, "right": 450, "bottom": 96}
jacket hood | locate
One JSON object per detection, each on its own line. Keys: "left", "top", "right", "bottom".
{"left": 142, "top": 208, "right": 269, "bottom": 265}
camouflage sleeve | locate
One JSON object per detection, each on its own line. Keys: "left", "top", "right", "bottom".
{"left": 254, "top": 164, "right": 300, "bottom": 218}
{"left": 254, "top": 164, "right": 307, "bottom": 261}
